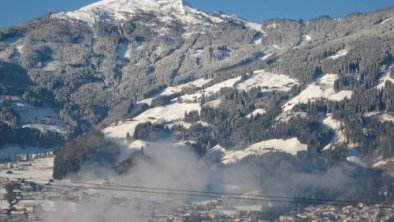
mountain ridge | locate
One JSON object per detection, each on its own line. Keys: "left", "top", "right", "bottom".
{"left": 53, "top": 0, "right": 225, "bottom": 27}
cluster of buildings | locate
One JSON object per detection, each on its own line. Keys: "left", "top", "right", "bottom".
{"left": 0, "top": 180, "right": 393, "bottom": 222}
{"left": 2, "top": 151, "right": 54, "bottom": 165}
{"left": 12, "top": 182, "right": 86, "bottom": 202}
{"left": 136, "top": 198, "right": 394, "bottom": 222}
{"left": 0, "top": 179, "right": 90, "bottom": 221}
{"left": 0, "top": 150, "right": 392, "bottom": 221}
{"left": 140, "top": 199, "right": 270, "bottom": 222}
{"left": 278, "top": 203, "right": 394, "bottom": 222}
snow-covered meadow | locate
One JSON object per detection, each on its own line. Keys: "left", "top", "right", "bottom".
{"left": 283, "top": 74, "right": 353, "bottom": 112}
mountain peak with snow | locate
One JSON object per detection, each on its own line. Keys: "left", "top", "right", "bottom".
{"left": 81, "top": 0, "right": 186, "bottom": 14}
{"left": 53, "top": 0, "right": 223, "bottom": 26}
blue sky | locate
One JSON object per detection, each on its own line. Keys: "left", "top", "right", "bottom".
{"left": 0, "top": 0, "right": 393, "bottom": 28}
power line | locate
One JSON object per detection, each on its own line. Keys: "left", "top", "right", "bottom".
{"left": 72, "top": 182, "right": 381, "bottom": 206}
{"left": 25, "top": 179, "right": 393, "bottom": 206}
{"left": 48, "top": 183, "right": 344, "bottom": 206}
{"left": 44, "top": 181, "right": 392, "bottom": 207}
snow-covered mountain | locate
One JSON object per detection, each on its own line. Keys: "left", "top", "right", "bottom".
{"left": 1, "top": 1, "right": 394, "bottom": 214}
{"left": 54, "top": 0, "right": 223, "bottom": 26}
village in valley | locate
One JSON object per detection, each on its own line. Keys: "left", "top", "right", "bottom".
{"left": 0, "top": 149, "right": 393, "bottom": 221}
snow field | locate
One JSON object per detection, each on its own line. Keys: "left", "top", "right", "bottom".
{"left": 208, "top": 138, "right": 308, "bottom": 165}
{"left": 282, "top": 74, "right": 353, "bottom": 112}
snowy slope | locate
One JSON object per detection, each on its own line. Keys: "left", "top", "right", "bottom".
{"left": 237, "top": 70, "right": 298, "bottom": 92}
{"left": 381, "top": 17, "right": 393, "bottom": 24}
{"left": 208, "top": 138, "right": 307, "bottom": 165}
{"left": 283, "top": 74, "right": 353, "bottom": 112}
{"left": 373, "top": 157, "right": 394, "bottom": 168}
{"left": 328, "top": 49, "right": 348, "bottom": 60}
{"left": 323, "top": 114, "right": 346, "bottom": 150}
{"left": 294, "top": 34, "right": 312, "bottom": 48}
{"left": 103, "top": 102, "right": 200, "bottom": 147}
{"left": 180, "top": 76, "right": 242, "bottom": 102}
{"left": 377, "top": 63, "right": 394, "bottom": 90}
{"left": 380, "top": 113, "right": 394, "bottom": 123}
{"left": 106, "top": 70, "right": 301, "bottom": 150}
{"left": 161, "top": 78, "right": 211, "bottom": 96}
{"left": 12, "top": 102, "right": 68, "bottom": 134}
{"left": 346, "top": 156, "right": 367, "bottom": 167}
{"left": 10, "top": 45, "right": 24, "bottom": 64}
{"left": 139, "top": 78, "right": 211, "bottom": 105}
{"left": 246, "top": 109, "right": 266, "bottom": 118}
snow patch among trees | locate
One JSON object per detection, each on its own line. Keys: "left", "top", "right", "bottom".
{"left": 237, "top": 70, "right": 298, "bottom": 93}
{"left": 246, "top": 109, "right": 266, "bottom": 118}
{"left": 323, "top": 114, "right": 346, "bottom": 150}
{"left": 10, "top": 45, "right": 24, "bottom": 64}
{"left": 346, "top": 156, "right": 367, "bottom": 168}
{"left": 282, "top": 74, "right": 353, "bottom": 112}
{"left": 180, "top": 76, "right": 242, "bottom": 103}
{"left": 381, "top": 17, "right": 393, "bottom": 24}
{"left": 103, "top": 102, "right": 200, "bottom": 148}
{"left": 138, "top": 78, "right": 211, "bottom": 105}
{"left": 13, "top": 102, "right": 67, "bottom": 134}
{"left": 210, "top": 138, "right": 308, "bottom": 165}
{"left": 328, "top": 49, "right": 348, "bottom": 60}
{"left": 377, "top": 64, "right": 394, "bottom": 90}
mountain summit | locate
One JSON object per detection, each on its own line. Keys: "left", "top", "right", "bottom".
{"left": 54, "top": 0, "right": 222, "bottom": 25}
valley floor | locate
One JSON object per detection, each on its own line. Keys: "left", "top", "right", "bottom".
{"left": 0, "top": 153, "right": 393, "bottom": 221}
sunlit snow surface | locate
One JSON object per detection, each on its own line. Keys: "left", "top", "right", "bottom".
{"left": 103, "top": 102, "right": 200, "bottom": 148}
{"left": 377, "top": 64, "right": 394, "bottom": 90}
{"left": 237, "top": 70, "right": 298, "bottom": 93}
{"left": 10, "top": 45, "right": 24, "bottom": 64}
{"left": 12, "top": 102, "right": 68, "bottom": 134}
{"left": 381, "top": 17, "right": 393, "bottom": 24}
{"left": 0, "top": 157, "right": 54, "bottom": 183}
{"left": 328, "top": 49, "right": 348, "bottom": 60}
{"left": 246, "top": 109, "right": 266, "bottom": 118}
{"left": 104, "top": 71, "right": 352, "bottom": 161}
{"left": 180, "top": 76, "right": 242, "bottom": 103}
{"left": 54, "top": 0, "right": 223, "bottom": 26}
{"left": 282, "top": 74, "right": 353, "bottom": 112}
{"left": 208, "top": 138, "right": 307, "bottom": 165}
{"left": 104, "top": 73, "right": 297, "bottom": 151}
{"left": 323, "top": 114, "right": 346, "bottom": 150}
{"left": 138, "top": 78, "right": 211, "bottom": 105}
